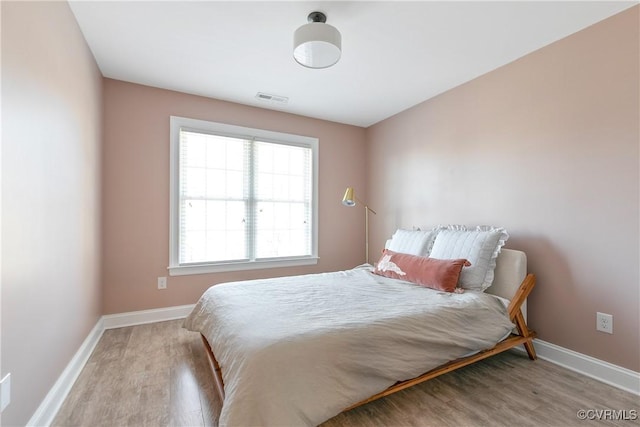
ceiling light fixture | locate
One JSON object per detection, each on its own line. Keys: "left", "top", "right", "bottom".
{"left": 293, "top": 11, "right": 341, "bottom": 69}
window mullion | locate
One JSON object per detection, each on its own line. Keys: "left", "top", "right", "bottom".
{"left": 246, "top": 138, "right": 256, "bottom": 261}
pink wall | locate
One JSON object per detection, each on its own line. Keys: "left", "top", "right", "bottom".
{"left": 1, "top": 2, "right": 103, "bottom": 425}
{"left": 366, "top": 7, "right": 639, "bottom": 371}
{"left": 2, "top": 3, "right": 636, "bottom": 424}
{"left": 102, "top": 80, "right": 367, "bottom": 314}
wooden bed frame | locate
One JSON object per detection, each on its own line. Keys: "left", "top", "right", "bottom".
{"left": 200, "top": 249, "right": 537, "bottom": 414}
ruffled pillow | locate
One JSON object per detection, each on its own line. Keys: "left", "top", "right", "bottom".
{"left": 429, "top": 225, "right": 508, "bottom": 291}
{"left": 386, "top": 228, "right": 439, "bottom": 256}
{"left": 373, "top": 249, "right": 470, "bottom": 292}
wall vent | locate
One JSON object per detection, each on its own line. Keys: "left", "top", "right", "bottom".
{"left": 255, "top": 92, "right": 289, "bottom": 104}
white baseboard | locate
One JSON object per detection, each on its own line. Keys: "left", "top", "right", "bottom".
{"left": 27, "top": 304, "right": 195, "bottom": 426}
{"left": 102, "top": 304, "right": 195, "bottom": 329}
{"left": 26, "top": 318, "right": 105, "bottom": 427}
{"left": 28, "top": 306, "right": 640, "bottom": 426}
{"left": 514, "top": 339, "right": 640, "bottom": 395}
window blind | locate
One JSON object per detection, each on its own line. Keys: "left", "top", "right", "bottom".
{"left": 178, "top": 129, "right": 313, "bottom": 265}
{"left": 253, "top": 140, "right": 312, "bottom": 259}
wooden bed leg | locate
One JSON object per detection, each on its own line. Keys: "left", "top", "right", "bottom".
{"left": 514, "top": 310, "right": 537, "bottom": 360}
{"left": 523, "top": 340, "right": 537, "bottom": 360}
{"left": 507, "top": 274, "right": 537, "bottom": 360}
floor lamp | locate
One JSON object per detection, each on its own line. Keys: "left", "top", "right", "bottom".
{"left": 342, "top": 187, "right": 377, "bottom": 264}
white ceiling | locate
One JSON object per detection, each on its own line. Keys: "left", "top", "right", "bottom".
{"left": 69, "top": 1, "right": 636, "bottom": 128}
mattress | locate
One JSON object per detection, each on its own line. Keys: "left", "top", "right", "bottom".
{"left": 183, "top": 265, "right": 515, "bottom": 426}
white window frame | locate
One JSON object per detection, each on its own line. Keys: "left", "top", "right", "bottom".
{"left": 169, "top": 116, "right": 319, "bottom": 276}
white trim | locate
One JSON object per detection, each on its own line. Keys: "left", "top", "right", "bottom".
{"left": 169, "top": 116, "right": 319, "bottom": 276}
{"left": 515, "top": 339, "right": 640, "bottom": 395}
{"left": 26, "top": 305, "right": 196, "bottom": 426}
{"left": 102, "top": 304, "right": 195, "bottom": 329}
{"left": 1, "top": 374, "right": 11, "bottom": 412}
{"left": 26, "top": 318, "right": 105, "bottom": 427}
{"left": 169, "top": 256, "right": 319, "bottom": 276}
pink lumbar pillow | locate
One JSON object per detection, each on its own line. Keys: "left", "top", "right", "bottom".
{"left": 373, "top": 249, "right": 471, "bottom": 293}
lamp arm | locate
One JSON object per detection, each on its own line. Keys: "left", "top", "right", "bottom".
{"left": 353, "top": 195, "right": 377, "bottom": 215}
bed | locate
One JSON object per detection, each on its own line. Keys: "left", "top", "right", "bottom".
{"left": 184, "top": 227, "right": 537, "bottom": 426}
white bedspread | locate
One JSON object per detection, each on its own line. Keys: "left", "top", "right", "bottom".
{"left": 183, "top": 266, "right": 515, "bottom": 426}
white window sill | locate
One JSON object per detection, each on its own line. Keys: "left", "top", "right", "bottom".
{"left": 168, "top": 256, "right": 319, "bottom": 276}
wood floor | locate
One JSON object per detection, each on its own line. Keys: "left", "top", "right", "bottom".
{"left": 53, "top": 320, "right": 640, "bottom": 427}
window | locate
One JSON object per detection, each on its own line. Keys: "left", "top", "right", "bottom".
{"left": 169, "top": 116, "right": 318, "bottom": 275}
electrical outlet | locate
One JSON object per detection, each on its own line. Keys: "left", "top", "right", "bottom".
{"left": 596, "top": 312, "right": 613, "bottom": 334}
{"left": 1, "top": 373, "right": 11, "bottom": 412}
{"left": 157, "top": 277, "right": 167, "bottom": 290}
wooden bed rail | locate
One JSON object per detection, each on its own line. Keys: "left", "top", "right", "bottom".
{"left": 343, "top": 331, "right": 538, "bottom": 411}
{"left": 201, "top": 335, "right": 226, "bottom": 401}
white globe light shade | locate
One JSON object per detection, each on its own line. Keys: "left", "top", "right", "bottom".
{"left": 293, "top": 22, "right": 341, "bottom": 69}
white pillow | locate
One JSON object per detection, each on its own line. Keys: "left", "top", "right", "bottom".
{"left": 386, "top": 229, "right": 438, "bottom": 257}
{"left": 429, "top": 226, "right": 509, "bottom": 291}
